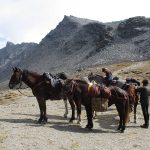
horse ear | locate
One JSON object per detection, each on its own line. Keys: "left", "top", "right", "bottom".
{"left": 14, "top": 67, "right": 18, "bottom": 71}
{"left": 15, "top": 67, "right": 21, "bottom": 71}
{"left": 12, "top": 67, "right": 15, "bottom": 71}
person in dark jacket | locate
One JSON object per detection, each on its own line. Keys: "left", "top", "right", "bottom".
{"left": 102, "top": 68, "right": 113, "bottom": 86}
{"left": 136, "top": 79, "right": 150, "bottom": 128}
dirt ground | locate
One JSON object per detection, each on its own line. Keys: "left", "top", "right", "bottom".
{"left": 0, "top": 60, "right": 150, "bottom": 150}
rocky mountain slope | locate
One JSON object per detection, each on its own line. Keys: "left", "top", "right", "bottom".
{"left": 0, "top": 15, "right": 150, "bottom": 84}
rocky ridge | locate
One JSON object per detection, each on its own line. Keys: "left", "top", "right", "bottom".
{"left": 0, "top": 15, "right": 150, "bottom": 85}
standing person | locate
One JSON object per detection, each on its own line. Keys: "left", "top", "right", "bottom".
{"left": 136, "top": 79, "right": 150, "bottom": 128}
{"left": 102, "top": 68, "right": 113, "bottom": 86}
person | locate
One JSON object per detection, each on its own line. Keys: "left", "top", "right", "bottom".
{"left": 102, "top": 68, "right": 113, "bottom": 85}
{"left": 136, "top": 79, "right": 150, "bottom": 128}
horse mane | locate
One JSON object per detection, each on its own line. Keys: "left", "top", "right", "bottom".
{"left": 75, "top": 79, "right": 88, "bottom": 84}
{"left": 23, "top": 69, "right": 41, "bottom": 78}
{"left": 55, "top": 72, "right": 68, "bottom": 80}
{"left": 94, "top": 74, "right": 104, "bottom": 78}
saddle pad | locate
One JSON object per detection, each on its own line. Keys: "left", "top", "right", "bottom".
{"left": 92, "top": 97, "right": 108, "bottom": 112}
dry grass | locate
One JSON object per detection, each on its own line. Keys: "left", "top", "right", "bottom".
{"left": 0, "top": 88, "right": 33, "bottom": 105}
{"left": 73, "top": 60, "right": 150, "bottom": 85}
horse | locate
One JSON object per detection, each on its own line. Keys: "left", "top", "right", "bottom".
{"left": 62, "top": 79, "right": 130, "bottom": 133}
{"left": 88, "top": 72, "right": 126, "bottom": 88}
{"left": 8, "top": 67, "right": 68, "bottom": 123}
{"left": 88, "top": 72, "right": 140, "bottom": 123}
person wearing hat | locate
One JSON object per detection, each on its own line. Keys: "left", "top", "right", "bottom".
{"left": 136, "top": 79, "right": 150, "bottom": 128}
{"left": 102, "top": 68, "right": 113, "bottom": 86}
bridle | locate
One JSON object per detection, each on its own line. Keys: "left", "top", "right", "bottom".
{"left": 15, "top": 69, "right": 29, "bottom": 89}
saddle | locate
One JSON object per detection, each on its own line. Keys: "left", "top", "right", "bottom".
{"left": 43, "top": 72, "right": 61, "bottom": 88}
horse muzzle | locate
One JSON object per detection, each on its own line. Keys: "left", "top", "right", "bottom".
{"left": 8, "top": 83, "right": 15, "bottom": 89}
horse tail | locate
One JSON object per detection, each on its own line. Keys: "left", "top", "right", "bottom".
{"left": 125, "top": 96, "right": 130, "bottom": 125}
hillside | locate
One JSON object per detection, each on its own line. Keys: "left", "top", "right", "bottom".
{"left": 0, "top": 15, "right": 150, "bottom": 86}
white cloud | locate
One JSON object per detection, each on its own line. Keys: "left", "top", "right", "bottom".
{"left": 0, "top": 0, "right": 150, "bottom": 48}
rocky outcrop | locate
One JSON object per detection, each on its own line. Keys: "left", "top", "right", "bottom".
{"left": 0, "top": 42, "right": 38, "bottom": 81}
{"left": 117, "top": 16, "right": 150, "bottom": 38}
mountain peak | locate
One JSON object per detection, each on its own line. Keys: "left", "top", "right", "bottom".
{"left": 6, "top": 41, "right": 14, "bottom": 47}
{"left": 62, "top": 15, "right": 98, "bottom": 26}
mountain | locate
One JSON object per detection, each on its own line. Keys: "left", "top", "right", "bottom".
{"left": 0, "top": 15, "right": 150, "bottom": 85}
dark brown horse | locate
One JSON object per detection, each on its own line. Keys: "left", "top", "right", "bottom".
{"left": 88, "top": 72, "right": 139, "bottom": 123}
{"left": 62, "top": 79, "right": 130, "bottom": 133}
{"left": 8, "top": 67, "right": 68, "bottom": 123}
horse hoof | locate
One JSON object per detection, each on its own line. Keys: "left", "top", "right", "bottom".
{"left": 117, "top": 126, "right": 121, "bottom": 130}
{"left": 64, "top": 115, "right": 67, "bottom": 118}
{"left": 120, "top": 130, "right": 125, "bottom": 133}
{"left": 77, "top": 121, "right": 81, "bottom": 125}
{"left": 69, "top": 120, "right": 73, "bottom": 123}
{"left": 43, "top": 120, "right": 47, "bottom": 124}
{"left": 38, "top": 119, "right": 43, "bottom": 124}
{"left": 85, "top": 125, "right": 93, "bottom": 129}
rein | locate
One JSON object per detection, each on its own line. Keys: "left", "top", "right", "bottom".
{"left": 17, "top": 88, "right": 34, "bottom": 97}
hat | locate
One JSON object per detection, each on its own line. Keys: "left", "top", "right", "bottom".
{"left": 142, "top": 79, "right": 148, "bottom": 84}
{"left": 102, "top": 68, "right": 108, "bottom": 72}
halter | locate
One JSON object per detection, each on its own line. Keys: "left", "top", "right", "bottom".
{"left": 17, "top": 70, "right": 27, "bottom": 89}
{"left": 15, "top": 70, "right": 33, "bottom": 97}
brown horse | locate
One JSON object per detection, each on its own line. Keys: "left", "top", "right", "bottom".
{"left": 88, "top": 72, "right": 139, "bottom": 123}
{"left": 123, "top": 84, "right": 139, "bottom": 123}
{"left": 62, "top": 79, "right": 130, "bottom": 133}
{"left": 8, "top": 67, "right": 68, "bottom": 123}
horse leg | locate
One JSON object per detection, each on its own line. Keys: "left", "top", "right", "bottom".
{"left": 63, "top": 98, "right": 68, "bottom": 118}
{"left": 37, "top": 98, "right": 45, "bottom": 123}
{"left": 42, "top": 100, "right": 48, "bottom": 123}
{"left": 37, "top": 98, "right": 47, "bottom": 124}
{"left": 74, "top": 100, "right": 82, "bottom": 125}
{"left": 85, "top": 103, "right": 93, "bottom": 129}
{"left": 93, "top": 111, "right": 97, "bottom": 119}
{"left": 134, "top": 101, "right": 138, "bottom": 123}
{"left": 116, "top": 104, "right": 123, "bottom": 131}
{"left": 68, "top": 98, "right": 75, "bottom": 123}
{"left": 120, "top": 99, "right": 130, "bottom": 133}
{"left": 121, "top": 109, "right": 126, "bottom": 133}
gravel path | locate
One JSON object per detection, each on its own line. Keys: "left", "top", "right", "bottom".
{"left": 0, "top": 94, "right": 150, "bottom": 150}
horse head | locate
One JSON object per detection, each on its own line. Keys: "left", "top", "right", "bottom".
{"left": 88, "top": 72, "right": 105, "bottom": 85}
{"left": 9, "top": 67, "right": 23, "bottom": 89}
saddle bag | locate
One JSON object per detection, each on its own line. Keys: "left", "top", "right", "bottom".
{"left": 91, "top": 97, "right": 108, "bottom": 112}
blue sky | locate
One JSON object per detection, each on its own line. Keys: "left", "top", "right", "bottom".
{"left": 0, "top": 0, "right": 150, "bottom": 48}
